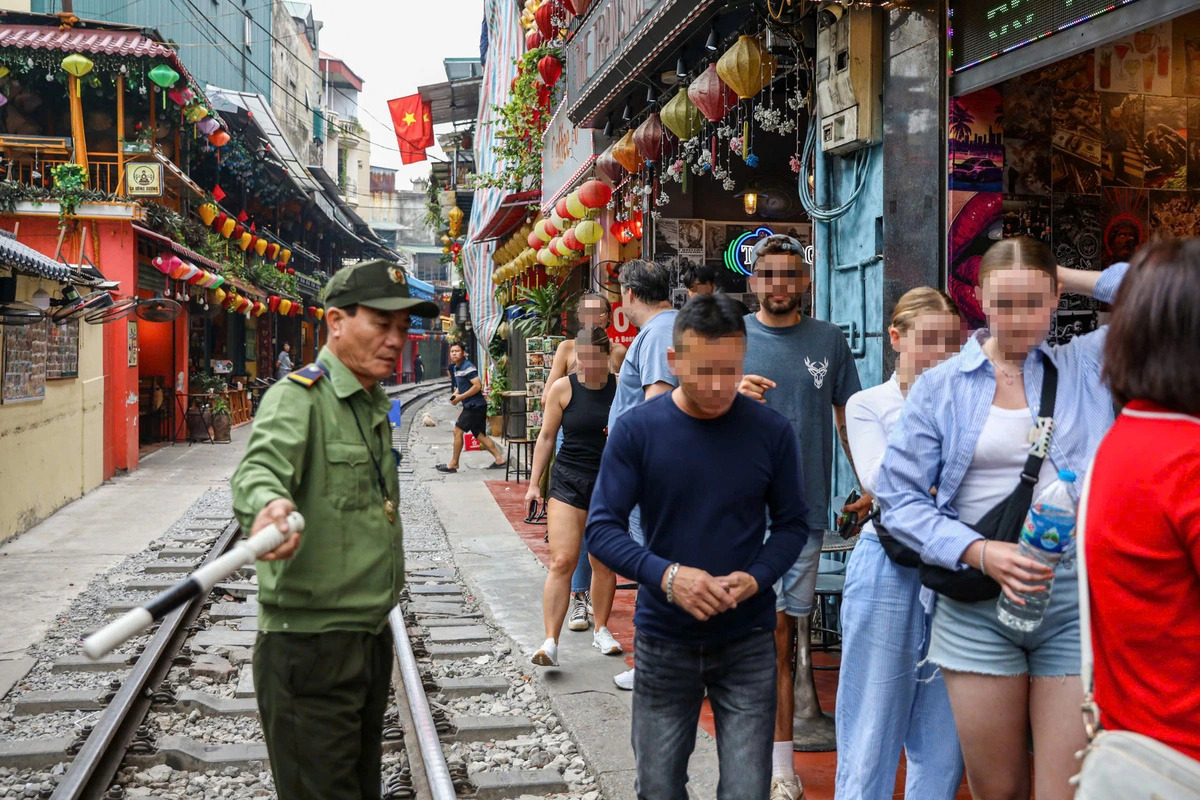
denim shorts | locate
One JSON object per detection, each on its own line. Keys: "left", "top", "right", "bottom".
{"left": 773, "top": 531, "right": 823, "bottom": 617}
{"left": 926, "top": 565, "right": 1080, "bottom": 677}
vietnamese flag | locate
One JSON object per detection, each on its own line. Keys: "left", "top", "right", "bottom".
{"left": 388, "top": 94, "right": 435, "bottom": 164}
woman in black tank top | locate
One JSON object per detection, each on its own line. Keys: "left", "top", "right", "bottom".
{"left": 527, "top": 328, "right": 623, "bottom": 667}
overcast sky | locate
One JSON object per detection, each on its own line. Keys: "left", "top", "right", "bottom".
{"left": 308, "top": 0, "right": 485, "bottom": 188}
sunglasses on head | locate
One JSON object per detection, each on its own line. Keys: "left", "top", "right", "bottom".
{"left": 750, "top": 235, "right": 807, "bottom": 266}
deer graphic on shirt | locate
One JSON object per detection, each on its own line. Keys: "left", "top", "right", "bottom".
{"left": 805, "top": 357, "right": 829, "bottom": 389}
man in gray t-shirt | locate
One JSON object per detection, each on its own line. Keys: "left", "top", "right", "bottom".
{"left": 738, "top": 234, "right": 869, "bottom": 797}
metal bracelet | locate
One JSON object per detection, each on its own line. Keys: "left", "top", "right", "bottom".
{"left": 979, "top": 541, "right": 989, "bottom": 577}
{"left": 665, "top": 563, "right": 681, "bottom": 604}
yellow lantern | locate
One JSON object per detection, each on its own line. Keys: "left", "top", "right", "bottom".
{"left": 448, "top": 206, "right": 464, "bottom": 238}
{"left": 220, "top": 217, "right": 236, "bottom": 238}
{"left": 61, "top": 53, "right": 95, "bottom": 78}
{"left": 535, "top": 219, "right": 554, "bottom": 241}
{"left": 197, "top": 202, "right": 218, "bottom": 227}
{"left": 212, "top": 287, "right": 227, "bottom": 304}
{"left": 239, "top": 232, "right": 253, "bottom": 251}
{"left": 315, "top": 308, "right": 324, "bottom": 321}
{"left": 278, "top": 299, "right": 293, "bottom": 316}
{"left": 565, "top": 192, "right": 587, "bottom": 220}
{"left": 0, "top": 66, "right": 8, "bottom": 79}
{"left": 575, "top": 219, "right": 603, "bottom": 245}
{"left": 661, "top": 90, "right": 704, "bottom": 141}
{"left": 716, "top": 35, "right": 765, "bottom": 100}
{"left": 281, "top": 248, "right": 292, "bottom": 265}
{"left": 254, "top": 302, "right": 267, "bottom": 317}
{"left": 254, "top": 237, "right": 269, "bottom": 257}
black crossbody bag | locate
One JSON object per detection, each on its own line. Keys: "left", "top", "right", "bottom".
{"left": 915, "top": 358, "right": 1058, "bottom": 602}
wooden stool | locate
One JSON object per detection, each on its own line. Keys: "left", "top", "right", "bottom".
{"left": 505, "top": 439, "right": 535, "bottom": 482}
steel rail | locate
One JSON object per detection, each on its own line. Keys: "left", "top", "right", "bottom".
{"left": 389, "top": 607, "right": 457, "bottom": 800}
{"left": 52, "top": 520, "right": 243, "bottom": 800}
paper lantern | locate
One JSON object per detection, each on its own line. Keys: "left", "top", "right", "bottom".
{"left": 239, "top": 232, "right": 253, "bottom": 251}
{"left": 61, "top": 54, "right": 94, "bottom": 78}
{"left": 526, "top": 29, "right": 542, "bottom": 50}
{"left": 179, "top": 264, "right": 200, "bottom": 282}
{"left": 688, "top": 64, "right": 737, "bottom": 123}
{"left": 148, "top": 64, "right": 180, "bottom": 89}
{"left": 186, "top": 269, "right": 206, "bottom": 286}
{"left": 212, "top": 288, "right": 227, "bottom": 304}
{"left": 550, "top": 212, "right": 569, "bottom": 234}
{"left": 633, "top": 113, "right": 672, "bottom": 163}
{"left": 0, "top": 66, "right": 8, "bottom": 79}
{"left": 254, "top": 237, "right": 268, "bottom": 257}
{"left": 575, "top": 219, "right": 603, "bottom": 245}
{"left": 595, "top": 146, "right": 621, "bottom": 186}
{"left": 210, "top": 275, "right": 225, "bottom": 289}
{"left": 555, "top": 197, "right": 574, "bottom": 221}
{"left": 168, "top": 86, "right": 196, "bottom": 106}
{"left": 196, "top": 117, "right": 219, "bottom": 135}
{"left": 153, "top": 254, "right": 181, "bottom": 275}
{"left": 212, "top": 211, "right": 228, "bottom": 231}
{"left": 306, "top": 306, "right": 317, "bottom": 318}
{"left": 197, "top": 203, "right": 218, "bottom": 226}
{"left": 537, "top": 249, "right": 554, "bottom": 266}
{"left": 278, "top": 299, "right": 292, "bottom": 316}
{"left": 534, "top": 219, "right": 554, "bottom": 241}
{"left": 579, "top": 180, "right": 613, "bottom": 209}
{"left": 268, "top": 296, "right": 281, "bottom": 313}
{"left": 563, "top": 0, "right": 591, "bottom": 13}
{"left": 717, "top": 35, "right": 766, "bottom": 99}
{"left": 563, "top": 228, "right": 584, "bottom": 251}
{"left": 535, "top": 3, "right": 553, "bottom": 39}
{"left": 276, "top": 261, "right": 286, "bottom": 272}
{"left": 548, "top": 237, "right": 565, "bottom": 257}
{"left": 565, "top": 192, "right": 587, "bottom": 220}
{"left": 169, "top": 262, "right": 189, "bottom": 280}
{"left": 612, "top": 131, "right": 641, "bottom": 173}
{"left": 184, "top": 105, "right": 208, "bottom": 123}
{"left": 538, "top": 54, "right": 563, "bottom": 87}
{"left": 612, "top": 220, "right": 633, "bottom": 244}
{"left": 219, "top": 217, "right": 236, "bottom": 238}
{"left": 526, "top": 230, "right": 542, "bottom": 249}
{"left": 629, "top": 211, "right": 644, "bottom": 240}
{"left": 315, "top": 308, "right": 324, "bottom": 321}
{"left": 266, "top": 243, "right": 280, "bottom": 260}
{"left": 232, "top": 224, "right": 245, "bottom": 241}
{"left": 286, "top": 267, "right": 295, "bottom": 275}
{"left": 208, "top": 130, "right": 231, "bottom": 147}
{"left": 253, "top": 302, "right": 266, "bottom": 317}
{"left": 0, "top": 93, "right": 7, "bottom": 109}
{"left": 280, "top": 249, "right": 292, "bottom": 265}
{"left": 661, "top": 90, "right": 704, "bottom": 141}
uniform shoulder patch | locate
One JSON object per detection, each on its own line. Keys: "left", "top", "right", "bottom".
{"left": 285, "top": 363, "right": 328, "bottom": 388}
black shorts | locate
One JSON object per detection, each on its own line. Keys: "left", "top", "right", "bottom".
{"left": 455, "top": 405, "right": 487, "bottom": 435}
{"left": 548, "top": 461, "right": 599, "bottom": 510}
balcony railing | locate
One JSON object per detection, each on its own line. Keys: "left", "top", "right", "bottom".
{"left": 1, "top": 146, "right": 183, "bottom": 211}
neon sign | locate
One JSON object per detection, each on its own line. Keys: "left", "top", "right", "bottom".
{"left": 724, "top": 227, "right": 774, "bottom": 276}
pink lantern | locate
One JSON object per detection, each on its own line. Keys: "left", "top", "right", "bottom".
{"left": 595, "top": 146, "right": 622, "bottom": 186}
{"left": 688, "top": 64, "right": 738, "bottom": 123}
{"left": 153, "top": 254, "right": 182, "bottom": 275}
{"left": 196, "top": 116, "right": 219, "bottom": 135}
{"left": 633, "top": 113, "right": 673, "bottom": 163}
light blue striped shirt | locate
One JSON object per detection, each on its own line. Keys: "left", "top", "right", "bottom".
{"left": 875, "top": 262, "right": 1129, "bottom": 571}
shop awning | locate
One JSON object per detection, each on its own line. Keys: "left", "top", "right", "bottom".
{"left": 0, "top": 229, "right": 73, "bottom": 282}
{"left": 307, "top": 166, "right": 368, "bottom": 244}
{"left": 418, "top": 77, "right": 483, "bottom": 125}
{"left": 471, "top": 190, "right": 541, "bottom": 244}
{"left": 541, "top": 155, "right": 597, "bottom": 216}
{"left": 133, "top": 224, "right": 223, "bottom": 272}
{"left": 206, "top": 85, "right": 322, "bottom": 195}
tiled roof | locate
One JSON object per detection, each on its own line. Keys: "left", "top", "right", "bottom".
{"left": 0, "top": 24, "right": 194, "bottom": 84}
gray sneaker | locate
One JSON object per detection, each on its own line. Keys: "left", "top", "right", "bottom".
{"left": 568, "top": 592, "right": 590, "bottom": 631}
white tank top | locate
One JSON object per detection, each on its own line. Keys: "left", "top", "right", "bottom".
{"left": 956, "top": 405, "right": 1056, "bottom": 526}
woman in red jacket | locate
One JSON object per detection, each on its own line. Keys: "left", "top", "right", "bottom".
{"left": 1087, "top": 237, "right": 1200, "bottom": 762}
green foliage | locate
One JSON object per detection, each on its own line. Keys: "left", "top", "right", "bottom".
{"left": 486, "top": 368, "right": 509, "bottom": 417}
{"left": 472, "top": 45, "right": 562, "bottom": 191}
{"left": 189, "top": 370, "right": 227, "bottom": 393}
{"left": 513, "top": 280, "right": 577, "bottom": 338}
{"left": 210, "top": 395, "right": 232, "bottom": 416}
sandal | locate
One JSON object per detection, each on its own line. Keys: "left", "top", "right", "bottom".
{"left": 487, "top": 460, "right": 508, "bottom": 470}
{"left": 435, "top": 464, "right": 457, "bottom": 473}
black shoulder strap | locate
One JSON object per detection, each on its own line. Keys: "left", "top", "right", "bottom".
{"left": 1019, "top": 356, "right": 1058, "bottom": 486}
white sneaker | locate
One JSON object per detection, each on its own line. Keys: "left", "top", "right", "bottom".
{"left": 531, "top": 638, "right": 559, "bottom": 667}
{"left": 769, "top": 776, "right": 803, "bottom": 800}
{"left": 613, "top": 667, "right": 635, "bottom": 690}
{"left": 592, "top": 627, "right": 623, "bottom": 655}
{"left": 567, "top": 593, "right": 590, "bottom": 631}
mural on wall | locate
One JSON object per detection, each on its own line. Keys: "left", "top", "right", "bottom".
{"left": 949, "top": 14, "right": 1200, "bottom": 341}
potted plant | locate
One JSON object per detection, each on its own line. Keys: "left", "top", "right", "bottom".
{"left": 210, "top": 395, "right": 233, "bottom": 443}
{"left": 513, "top": 280, "right": 578, "bottom": 338}
{"left": 486, "top": 369, "right": 509, "bottom": 438}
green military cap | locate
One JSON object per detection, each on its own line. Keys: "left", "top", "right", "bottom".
{"left": 323, "top": 259, "right": 440, "bottom": 318}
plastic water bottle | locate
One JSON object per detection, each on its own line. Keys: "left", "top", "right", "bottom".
{"left": 996, "top": 469, "right": 1077, "bottom": 632}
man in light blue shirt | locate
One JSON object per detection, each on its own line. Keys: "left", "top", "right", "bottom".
{"left": 606, "top": 259, "right": 678, "bottom": 692}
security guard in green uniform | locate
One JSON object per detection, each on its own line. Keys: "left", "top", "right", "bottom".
{"left": 231, "top": 259, "right": 439, "bottom": 800}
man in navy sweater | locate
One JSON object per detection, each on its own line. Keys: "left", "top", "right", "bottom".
{"left": 587, "top": 294, "right": 810, "bottom": 800}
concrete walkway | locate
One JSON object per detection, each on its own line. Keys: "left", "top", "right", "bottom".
{"left": 413, "top": 397, "right": 722, "bottom": 800}
{"left": 0, "top": 429, "right": 248, "bottom": 698}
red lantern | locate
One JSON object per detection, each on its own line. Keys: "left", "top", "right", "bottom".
{"left": 556, "top": 197, "right": 575, "bottom": 221}
{"left": 287, "top": 267, "right": 295, "bottom": 275}
{"left": 307, "top": 306, "right": 317, "bottom": 317}
{"left": 232, "top": 224, "right": 245, "bottom": 241}
{"left": 633, "top": 113, "right": 672, "bottom": 163}
{"left": 629, "top": 210, "right": 644, "bottom": 240}
{"left": 535, "top": 3, "right": 553, "bottom": 39}
{"left": 527, "top": 230, "right": 542, "bottom": 249}
{"left": 579, "top": 179, "right": 613, "bottom": 209}
{"left": 276, "top": 261, "right": 286, "bottom": 272}
{"left": 612, "top": 220, "right": 633, "bottom": 244}
{"left": 563, "top": 0, "right": 591, "bottom": 13}
{"left": 266, "top": 243, "right": 280, "bottom": 260}
{"left": 562, "top": 228, "right": 584, "bottom": 251}
{"left": 267, "top": 295, "right": 281, "bottom": 313}
{"left": 247, "top": 235, "right": 258, "bottom": 253}
{"left": 208, "top": 130, "right": 230, "bottom": 147}
{"left": 212, "top": 212, "right": 228, "bottom": 231}
{"left": 526, "top": 29, "right": 542, "bottom": 51}
{"left": 538, "top": 54, "right": 563, "bottom": 87}
{"left": 544, "top": 217, "right": 561, "bottom": 238}
{"left": 595, "top": 147, "right": 622, "bottom": 187}
{"left": 688, "top": 63, "right": 738, "bottom": 123}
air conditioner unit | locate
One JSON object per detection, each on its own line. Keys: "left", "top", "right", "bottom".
{"left": 815, "top": 3, "right": 882, "bottom": 155}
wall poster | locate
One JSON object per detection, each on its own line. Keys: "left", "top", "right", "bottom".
{"left": 3, "top": 320, "right": 48, "bottom": 403}
{"left": 46, "top": 319, "right": 79, "bottom": 380}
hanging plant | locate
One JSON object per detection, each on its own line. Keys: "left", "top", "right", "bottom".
{"left": 51, "top": 163, "right": 88, "bottom": 222}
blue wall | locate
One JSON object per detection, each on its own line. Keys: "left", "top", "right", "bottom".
{"left": 812, "top": 143, "right": 885, "bottom": 526}
{"left": 34, "top": 0, "right": 273, "bottom": 98}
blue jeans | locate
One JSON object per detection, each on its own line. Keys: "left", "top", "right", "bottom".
{"left": 557, "top": 428, "right": 592, "bottom": 594}
{"left": 631, "top": 629, "right": 776, "bottom": 800}
{"left": 835, "top": 534, "right": 963, "bottom": 800}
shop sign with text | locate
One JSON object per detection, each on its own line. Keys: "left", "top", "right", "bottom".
{"left": 541, "top": 109, "right": 600, "bottom": 206}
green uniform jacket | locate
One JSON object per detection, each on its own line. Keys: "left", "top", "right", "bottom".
{"left": 232, "top": 346, "right": 403, "bottom": 634}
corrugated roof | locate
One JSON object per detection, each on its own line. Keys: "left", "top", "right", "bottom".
{"left": 206, "top": 85, "right": 322, "bottom": 195}
{"left": 472, "top": 190, "right": 540, "bottom": 244}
